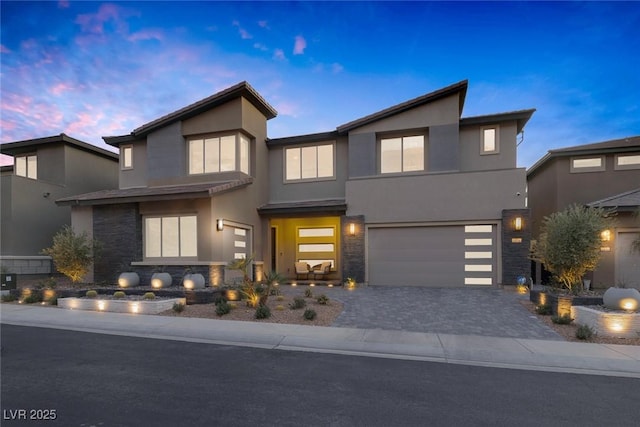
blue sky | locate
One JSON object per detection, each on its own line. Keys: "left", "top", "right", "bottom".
{"left": 1, "top": 1, "right": 639, "bottom": 167}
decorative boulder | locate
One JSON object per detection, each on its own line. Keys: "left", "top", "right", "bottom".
{"left": 183, "top": 273, "right": 205, "bottom": 290}
{"left": 151, "top": 272, "right": 172, "bottom": 289}
{"left": 118, "top": 272, "right": 140, "bottom": 288}
{"left": 603, "top": 287, "right": 640, "bottom": 311}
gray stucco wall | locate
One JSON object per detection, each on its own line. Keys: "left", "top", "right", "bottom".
{"left": 348, "top": 133, "right": 377, "bottom": 177}
{"left": 147, "top": 121, "right": 185, "bottom": 183}
{"left": 428, "top": 124, "right": 459, "bottom": 172}
{"left": 119, "top": 139, "right": 148, "bottom": 189}
{"left": 346, "top": 168, "right": 528, "bottom": 223}
{"left": 459, "top": 122, "right": 518, "bottom": 172}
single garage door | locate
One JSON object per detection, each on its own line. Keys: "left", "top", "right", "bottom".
{"left": 367, "top": 225, "right": 497, "bottom": 287}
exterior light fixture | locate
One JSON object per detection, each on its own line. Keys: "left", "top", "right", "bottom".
{"left": 514, "top": 217, "right": 522, "bottom": 231}
{"left": 216, "top": 219, "right": 224, "bottom": 231}
{"left": 349, "top": 223, "right": 356, "bottom": 236}
{"left": 601, "top": 229, "right": 611, "bottom": 242}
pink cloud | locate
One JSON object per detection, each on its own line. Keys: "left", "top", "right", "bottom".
{"left": 58, "top": 1, "right": 70, "bottom": 8}
{"left": 273, "top": 49, "right": 285, "bottom": 61}
{"left": 274, "top": 100, "right": 300, "bottom": 117}
{"left": 254, "top": 43, "right": 268, "bottom": 52}
{"left": 258, "top": 20, "right": 269, "bottom": 29}
{"left": 66, "top": 110, "right": 105, "bottom": 135}
{"left": 49, "top": 82, "right": 74, "bottom": 96}
{"left": 293, "top": 36, "right": 306, "bottom": 55}
{"left": 128, "top": 29, "right": 164, "bottom": 42}
{"left": 232, "top": 20, "right": 252, "bottom": 39}
{"left": 75, "top": 3, "right": 127, "bottom": 35}
{"left": 1, "top": 44, "right": 11, "bottom": 54}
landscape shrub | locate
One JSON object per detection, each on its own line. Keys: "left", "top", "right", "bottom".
{"left": 85, "top": 290, "right": 98, "bottom": 299}
{"left": 23, "top": 292, "right": 43, "bottom": 304}
{"left": 2, "top": 294, "right": 17, "bottom": 302}
{"left": 551, "top": 314, "right": 573, "bottom": 325}
{"left": 276, "top": 295, "right": 284, "bottom": 302}
{"left": 535, "top": 304, "right": 552, "bottom": 315}
{"left": 41, "top": 225, "right": 99, "bottom": 283}
{"left": 304, "top": 288, "right": 313, "bottom": 298}
{"left": 317, "top": 294, "right": 329, "bottom": 305}
{"left": 303, "top": 309, "right": 317, "bottom": 320}
{"left": 576, "top": 324, "right": 594, "bottom": 340}
{"left": 255, "top": 305, "right": 271, "bottom": 319}
{"left": 216, "top": 301, "right": 231, "bottom": 316}
{"left": 275, "top": 305, "right": 284, "bottom": 311}
{"left": 113, "top": 291, "right": 126, "bottom": 299}
{"left": 172, "top": 302, "right": 185, "bottom": 313}
{"left": 289, "top": 297, "right": 306, "bottom": 310}
{"left": 143, "top": 292, "right": 155, "bottom": 300}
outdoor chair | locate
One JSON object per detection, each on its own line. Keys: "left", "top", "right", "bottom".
{"left": 312, "top": 262, "right": 332, "bottom": 280}
{"left": 295, "top": 262, "right": 311, "bottom": 280}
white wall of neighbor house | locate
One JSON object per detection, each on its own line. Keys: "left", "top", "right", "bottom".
{"left": 346, "top": 168, "right": 527, "bottom": 223}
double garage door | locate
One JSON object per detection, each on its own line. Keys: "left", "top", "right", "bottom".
{"left": 368, "top": 225, "right": 497, "bottom": 287}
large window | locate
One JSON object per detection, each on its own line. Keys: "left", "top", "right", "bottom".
{"left": 380, "top": 135, "right": 424, "bottom": 174}
{"left": 145, "top": 215, "right": 197, "bottom": 258}
{"left": 15, "top": 154, "right": 37, "bottom": 179}
{"left": 296, "top": 226, "right": 336, "bottom": 268}
{"left": 285, "top": 144, "right": 334, "bottom": 181}
{"left": 188, "top": 133, "right": 249, "bottom": 175}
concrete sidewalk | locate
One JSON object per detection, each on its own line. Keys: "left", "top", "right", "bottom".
{"left": 2, "top": 304, "right": 639, "bottom": 378}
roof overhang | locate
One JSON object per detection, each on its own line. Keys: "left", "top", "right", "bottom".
{"left": 57, "top": 178, "right": 253, "bottom": 206}
{"left": 257, "top": 199, "right": 347, "bottom": 216}
{"left": 0, "top": 133, "right": 118, "bottom": 161}
{"left": 587, "top": 187, "right": 640, "bottom": 212}
{"left": 266, "top": 131, "right": 340, "bottom": 148}
{"left": 460, "top": 109, "right": 536, "bottom": 134}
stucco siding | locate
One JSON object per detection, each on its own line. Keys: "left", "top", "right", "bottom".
{"left": 459, "top": 121, "right": 518, "bottom": 172}
{"left": 182, "top": 97, "right": 243, "bottom": 136}
{"left": 146, "top": 121, "right": 185, "bottom": 182}
{"left": 119, "top": 139, "right": 148, "bottom": 189}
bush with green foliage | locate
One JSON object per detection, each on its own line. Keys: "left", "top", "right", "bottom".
{"left": 289, "top": 297, "right": 306, "bottom": 310}
{"left": 276, "top": 295, "right": 284, "bottom": 301}
{"left": 275, "top": 305, "right": 284, "bottom": 311}
{"left": 531, "top": 204, "right": 613, "bottom": 292}
{"left": 85, "top": 290, "right": 98, "bottom": 299}
{"left": 255, "top": 305, "right": 271, "bottom": 319}
{"left": 113, "top": 291, "right": 126, "bottom": 299}
{"left": 551, "top": 314, "right": 573, "bottom": 324}
{"left": 576, "top": 324, "right": 594, "bottom": 340}
{"left": 23, "top": 292, "right": 44, "bottom": 304}
{"left": 304, "top": 288, "right": 313, "bottom": 298}
{"left": 41, "top": 225, "right": 99, "bottom": 283}
{"left": 172, "top": 302, "right": 185, "bottom": 313}
{"left": 535, "top": 304, "right": 552, "bottom": 315}
{"left": 36, "top": 277, "right": 57, "bottom": 290}
{"left": 317, "top": 294, "right": 329, "bottom": 305}
{"left": 143, "top": 292, "right": 155, "bottom": 300}
{"left": 303, "top": 309, "right": 317, "bottom": 320}
{"left": 216, "top": 300, "right": 231, "bottom": 316}
{"left": 2, "top": 294, "right": 17, "bottom": 302}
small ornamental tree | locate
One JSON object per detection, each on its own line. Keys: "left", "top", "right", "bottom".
{"left": 531, "top": 204, "right": 613, "bottom": 293}
{"left": 42, "top": 225, "right": 97, "bottom": 283}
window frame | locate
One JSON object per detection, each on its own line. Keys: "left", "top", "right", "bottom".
{"left": 284, "top": 142, "right": 336, "bottom": 183}
{"left": 121, "top": 145, "right": 133, "bottom": 170}
{"left": 187, "top": 132, "right": 251, "bottom": 176}
{"left": 614, "top": 153, "right": 640, "bottom": 170}
{"left": 570, "top": 156, "right": 605, "bottom": 173}
{"left": 15, "top": 154, "right": 37, "bottom": 179}
{"left": 379, "top": 133, "right": 425, "bottom": 174}
{"left": 480, "top": 125, "right": 500, "bottom": 155}
{"left": 143, "top": 214, "right": 198, "bottom": 260}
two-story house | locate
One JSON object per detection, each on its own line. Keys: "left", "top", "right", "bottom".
{"left": 59, "top": 81, "right": 534, "bottom": 287}
{"left": 527, "top": 136, "right": 640, "bottom": 288}
{"left": 1, "top": 134, "right": 119, "bottom": 276}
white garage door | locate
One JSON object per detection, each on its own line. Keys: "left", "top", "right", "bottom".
{"left": 367, "top": 225, "right": 497, "bottom": 287}
{"left": 616, "top": 231, "right": 640, "bottom": 289}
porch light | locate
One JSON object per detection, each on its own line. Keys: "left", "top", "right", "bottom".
{"left": 601, "top": 229, "right": 611, "bottom": 242}
{"left": 349, "top": 223, "right": 356, "bottom": 236}
{"left": 216, "top": 219, "right": 224, "bottom": 231}
{"left": 513, "top": 217, "right": 522, "bottom": 231}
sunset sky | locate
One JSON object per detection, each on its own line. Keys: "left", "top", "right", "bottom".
{"left": 1, "top": 1, "right": 639, "bottom": 167}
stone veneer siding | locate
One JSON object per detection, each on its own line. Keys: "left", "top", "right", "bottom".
{"left": 502, "top": 208, "right": 531, "bottom": 286}
{"left": 341, "top": 215, "right": 365, "bottom": 283}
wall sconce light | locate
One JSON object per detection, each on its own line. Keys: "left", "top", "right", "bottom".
{"left": 601, "top": 229, "right": 611, "bottom": 242}
{"left": 514, "top": 217, "right": 522, "bottom": 231}
{"left": 216, "top": 219, "right": 224, "bottom": 231}
{"left": 349, "top": 223, "right": 356, "bottom": 236}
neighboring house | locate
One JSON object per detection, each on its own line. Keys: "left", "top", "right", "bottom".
{"left": 0, "top": 134, "right": 119, "bottom": 276}
{"left": 527, "top": 136, "right": 640, "bottom": 288}
{"left": 59, "top": 80, "right": 534, "bottom": 287}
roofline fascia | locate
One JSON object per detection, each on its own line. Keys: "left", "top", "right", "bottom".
{"left": 0, "top": 133, "right": 118, "bottom": 161}
{"left": 266, "top": 131, "right": 340, "bottom": 147}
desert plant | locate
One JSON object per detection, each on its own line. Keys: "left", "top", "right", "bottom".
{"left": 261, "top": 270, "right": 284, "bottom": 304}
{"left": 345, "top": 277, "right": 356, "bottom": 288}
{"left": 41, "top": 225, "right": 99, "bottom": 283}
{"left": 36, "top": 277, "right": 57, "bottom": 290}
{"left": 113, "top": 291, "right": 126, "bottom": 299}
{"left": 85, "top": 290, "right": 98, "bottom": 299}
{"left": 289, "top": 297, "right": 306, "bottom": 310}
{"left": 551, "top": 314, "right": 573, "bottom": 324}
{"left": 275, "top": 305, "right": 285, "bottom": 311}
{"left": 2, "top": 294, "right": 17, "bottom": 302}
{"left": 143, "top": 292, "right": 155, "bottom": 300}
{"left": 304, "top": 288, "right": 313, "bottom": 298}
{"left": 317, "top": 294, "right": 329, "bottom": 305}
{"left": 216, "top": 300, "right": 231, "bottom": 316}
{"left": 172, "top": 302, "right": 185, "bottom": 313}
{"left": 576, "top": 324, "right": 594, "bottom": 340}
{"left": 276, "top": 295, "right": 284, "bottom": 302}
{"left": 255, "top": 305, "right": 271, "bottom": 319}
{"left": 23, "top": 294, "right": 43, "bottom": 304}
{"left": 531, "top": 204, "right": 613, "bottom": 293}
{"left": 535, "top": 304, "right": 552, "bottom": 315}
{"left": 47, "top": 296, "right": 58, "bottom": 306}
{"left": 303, "top": 308, "right": 317, "bottom": 320}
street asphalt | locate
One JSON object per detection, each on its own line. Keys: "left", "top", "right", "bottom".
{"left": 1, "top": 285, "right": 639, "bottom": 378}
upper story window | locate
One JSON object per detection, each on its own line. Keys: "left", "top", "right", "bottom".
{"left": 570, "top": 156, "right": 605, "bottom": 173}
{"left": 15, "top": 154, "right": 37, "bottom": 179}
{"left": 615, "top": 153, "right": 640, "bottom": 170}
{"left": 285, "top": 143, "right": 334, "bottom": 181}
{"left": 121, "top": 145, "right": 133, "bottom": 170}
{"left": 188, "top": 133, "right": 249, "bottom": 175}
{"left": 144, "top": 215, "right": 197, "bottom": 259}
{"left": 481, "top": 126, "right": 499, "bottom": 155}
{"left": 380, "top": 135, "right": 424, "bottom": 174}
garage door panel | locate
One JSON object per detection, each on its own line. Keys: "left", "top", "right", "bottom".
{"left": 368, "top": 226, "right": 496, "bottom": 287}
